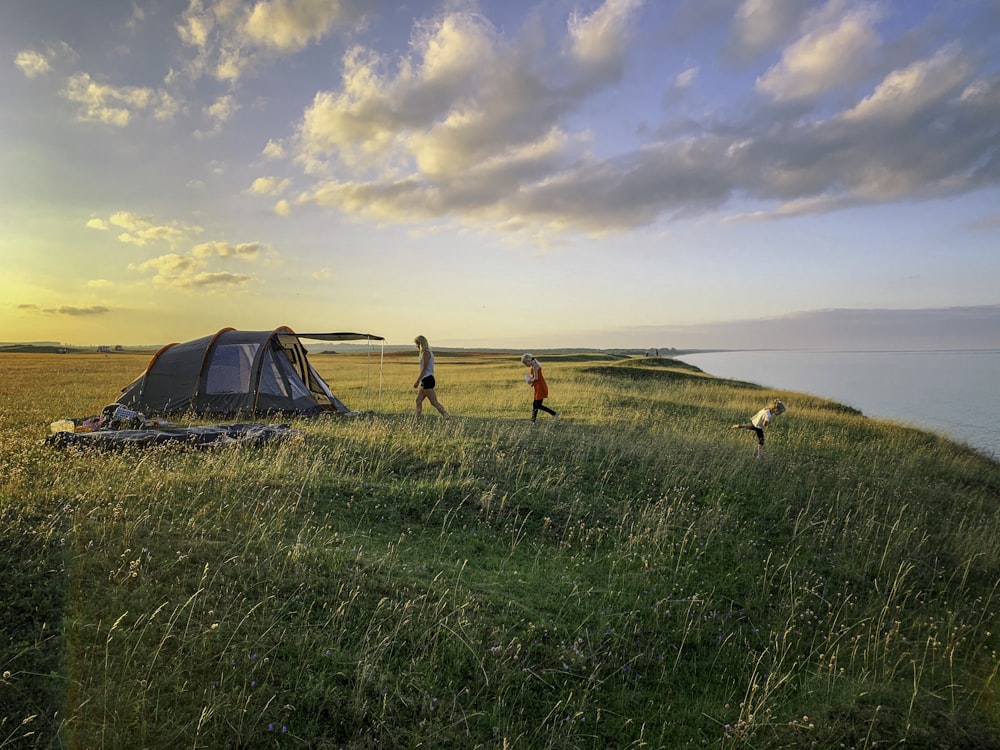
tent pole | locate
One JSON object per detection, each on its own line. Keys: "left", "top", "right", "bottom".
{"left": 378, "top": 339, "right": 384, "bottom": 412}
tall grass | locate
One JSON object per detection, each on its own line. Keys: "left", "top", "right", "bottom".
{"left": 1, "top": 351, "right": 997, "bottom": 748}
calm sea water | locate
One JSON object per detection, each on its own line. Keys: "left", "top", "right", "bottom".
{"left": 679, "top": 349, "right": 1000, "bottom": 460}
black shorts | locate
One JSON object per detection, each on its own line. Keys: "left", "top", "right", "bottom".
{"left": 420, "top": 375, "right": 436, "bottom": 390}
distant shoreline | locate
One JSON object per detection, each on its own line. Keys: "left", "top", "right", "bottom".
{"left": 3, "top": 343, "right": 998, "bottom": 356}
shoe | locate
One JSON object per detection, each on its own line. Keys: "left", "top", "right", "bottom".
{"left": 553, "top": 413, "right": 560, "bottom": 422}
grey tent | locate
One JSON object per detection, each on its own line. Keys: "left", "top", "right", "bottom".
{"left": 118, "top": 327, "right": 383, "bottom": 416}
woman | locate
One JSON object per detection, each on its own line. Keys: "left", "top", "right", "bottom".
{"left": 413, "top": 335, "right": 450, "bottom": 420}
{"left": 521, "top": 353, "right": 559, "bottom": 423}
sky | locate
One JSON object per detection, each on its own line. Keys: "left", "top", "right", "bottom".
{"left": 2, "top": 0, "right": 999, "bottom": 350}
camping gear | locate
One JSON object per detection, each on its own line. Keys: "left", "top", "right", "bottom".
{"left": 46, "top": 423, "right": 303, "bottom": 450}
{"left": 117, "top": 327, "right": 383, "bottom": 417}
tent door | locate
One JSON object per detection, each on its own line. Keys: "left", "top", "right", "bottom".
{"left": 276, "top": 334, "right": 333, "bottom": 408}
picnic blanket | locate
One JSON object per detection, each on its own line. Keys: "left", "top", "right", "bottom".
{"left": 46, "top": 423, "right": 304, "bottom": 450}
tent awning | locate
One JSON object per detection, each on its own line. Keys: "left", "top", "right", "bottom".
{"left": 297, "top": 332, "right": 385, "bottom": 342}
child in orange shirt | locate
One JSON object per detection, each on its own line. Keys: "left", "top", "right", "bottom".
{"left": 521, "top": 353, "right": 559, "bottom": 423}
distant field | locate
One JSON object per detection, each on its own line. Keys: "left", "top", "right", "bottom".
{"left": 1, "top": 351, "right": 998, "bottom": 749}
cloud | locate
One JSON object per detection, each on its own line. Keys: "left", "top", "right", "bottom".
{"left": 726, "top": 0, "right": 814, "bottom": 62}
{"left": 61, "top": 72, "right": 176, "bottom": 127}
{"left": 244, "top": 0, "right": 346, "bottom": 52}
{"left": 15, "top": 49, "right": 53, "bottom": 78}
{"left": 87, "top": 279, "right": 114, "bottom": 288}
{"left": 93, "top": 211, "right": 203, "bottom": 247}
{"left": 843, "top": 46, "right": 971, "bottom": 124}
{"left": 176, "top": 0, "right": 354, "bottom": 83}
{"left": 42, "top": 305, "right": 112, "bottom": 317}
{"left": 293, "top": 0, "right": 644, "bottom": 227}
{"left": 191, "top": 240, "right": 265, "bottom": 260}
{"left": 755, "top": 4, "right": 882, "bottom": 103}
{"left": 274, "top": 199, "right": 292, "bottom": 217}
{"left": 292, "top": 1, "right": 1000, "bottom": 234}
{"left": 568, "top": 0, "right": 643, "bottom": 76}
{"left": 173, "top": 271, "right": 254, "bottom": 289}
{"left": 130, "top": 252, "right": 254, "bottom": 291}
{"left": 262, "top": 139, "right": 285, "bottom": 159}
{"left": 247, "top": 176, "right": 292, "bottom": 195}
{"left": 195, "top": 94, "right": 240, "bottom": 136}
{"left": 14, "top": 42, "right": 78, "bottom": 78}
{"left": 128, "top": 232, "right": 273, "bottom": 290}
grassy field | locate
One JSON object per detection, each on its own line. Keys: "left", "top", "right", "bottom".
{"left": 1, "top": 350, "right": 998, "bottom": 749}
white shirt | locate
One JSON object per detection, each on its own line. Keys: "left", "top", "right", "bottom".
{"left": 420, "top": 350, "right": 435, "bottom": 378}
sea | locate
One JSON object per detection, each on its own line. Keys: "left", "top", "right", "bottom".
{"left": 678, "top": 349, "right": 1000, "bottom": 461}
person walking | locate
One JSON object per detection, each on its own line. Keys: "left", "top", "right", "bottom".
{"left": 732, "top": 399, "right": 786, "bottom": 459}
{"left": 521, "top": 353, "right": 559, "bottom": 424}
{"left": 413, "top": 335, "right": 450, "bottom": 421}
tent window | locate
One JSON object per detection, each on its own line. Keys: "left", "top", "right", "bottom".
{"left": 205, "top": 343, "right": 258, "bottom": 394}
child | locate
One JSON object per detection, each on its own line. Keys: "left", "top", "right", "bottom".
{"left": 732, "top": 399, "right": 786, "bottom": 459}
{"left": 521, "top": 353, "right": 559, "bottom": 423}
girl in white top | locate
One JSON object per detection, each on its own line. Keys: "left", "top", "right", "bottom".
{"left": 732, "top": 399, "right": 786, "bottom": 459}
{"left": 413, "top": 335, "right": 450, "bottom": 420}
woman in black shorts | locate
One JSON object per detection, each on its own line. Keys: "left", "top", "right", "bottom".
{"left": 413, "top": 335, "right": 450, "bottom": 420}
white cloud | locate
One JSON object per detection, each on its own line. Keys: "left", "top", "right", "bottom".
{"left": 61, "top": 72, "right": 176, "bottom": 127}
{"left": 130, "top": 245, "right": 261, "bottom": 291}
{"left": 131, "top": 253, "right": 198, "bottom": 276}
{"left": 86, "top": 218, "right": 109, "bottom": 231}
{"left": 15, "top": 49, "right": 52, "bottom": 78}
{"left": 262, "top": 139, "right": 285, "bottom": 159}
{"left": 728, "top": 0, "right": 814, "bottom": 62}
{"left": 176, "top": 0, "right": 353, "bottom": 83}
{"left": 294, "top": 0, "right": 644, "bottom": 223}
{"left": 674, "top": 66, "right": 698, "bottom": 89}
{"left": 198, "top": 93, "right": 239, "bottom": 135}
{"left": 100, "top": 211, "right": 203, "bottom": 247}
{"left": 568, "top": 0, "right": 643, "bottom": 73}
{"left": 191, "top": 240, "right": 265, "bottom": 260}
{"left": 274, "top": 199, "right": 292, "bottom": 217}
{"left": 756, "top": 5, "right": 881, "bottom": 103}
{"left": 247, "top": 176, "right": 292, "bottom": 195}
{"left": 843, "top": 46, "right": 971, "bottom": 124}
{"left": 109, "top": 211, "right": 152, "bottom": 231}
{"left": 244, "top": 0, "right": 345, "bottom": 52}
{"left": 14, "top": 43, "right": 78, "bottom": 78}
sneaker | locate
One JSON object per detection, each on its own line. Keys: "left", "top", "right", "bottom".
{"left": 553, "top": 413, "right": 560, "bottom": 422}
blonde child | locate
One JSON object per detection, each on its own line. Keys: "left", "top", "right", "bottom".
{"left": 732, "top": 399, "right": 786, "bottom": 459}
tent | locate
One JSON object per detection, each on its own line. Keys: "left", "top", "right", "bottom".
{"left": 117, "top": 327, "right": 384, "bottom": 417}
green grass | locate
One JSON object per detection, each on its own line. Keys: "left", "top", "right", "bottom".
{"left": 1, "top": 351, "right": 998, "bottom": 749}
